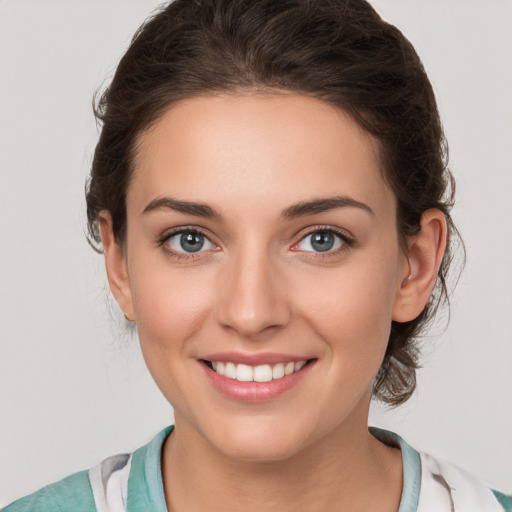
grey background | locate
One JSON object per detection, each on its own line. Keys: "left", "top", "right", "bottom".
{"left": 1, "top": 0, "right": 511, "bottom": 505}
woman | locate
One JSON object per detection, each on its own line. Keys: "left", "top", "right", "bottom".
{"left": 3, "top": 0, "right": 511, "bottom": 510}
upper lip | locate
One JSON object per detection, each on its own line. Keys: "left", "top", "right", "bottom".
{"left": 200, "top": 352, "right": 313, "bottom": 365}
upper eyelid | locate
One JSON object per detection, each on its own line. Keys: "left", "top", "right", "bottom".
{"left": 297, "top": 225, "right": 353, "bottom": 240}
{"left": 160, "top": 225, "right": 353, "bottom": 253}
{"left": 161, "top": 226, "right": 213, "bottom": 240}
{"left": 159, "top": 229, "right": 217, "bottom": 261}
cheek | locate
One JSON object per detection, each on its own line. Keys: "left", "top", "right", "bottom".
{"left": 294, "top": 253, "right": 400, "bottom": 362}
{"left": 129, "top": 259, "right": 213, "bottom": 354}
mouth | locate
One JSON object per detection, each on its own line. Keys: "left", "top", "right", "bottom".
{"left": 199, "top": 352, "right": 317, "bottom": 401}
{"left": 202, "top": 359, "right": 313, "bottom": 383}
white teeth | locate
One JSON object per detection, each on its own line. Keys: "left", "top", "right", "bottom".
{"left": 272, "top": 363, "right": 285, "bottom": 379}
{"left": 210, "top": 360, "right": 308, "bottom": 381}
{"left": 295, "top": 361, "right": 306, "bottom": 371}
{"left": 253, "top": 364, "right": 273, "bottom": 382}
{"left": 225, "top": 362, "right": 237, "bottom": 379}
{"left": 236, "top": 363, "right": 253, "bottom": 382}
{"left": 285, "top": 362, "right": 295, "bottom": 376}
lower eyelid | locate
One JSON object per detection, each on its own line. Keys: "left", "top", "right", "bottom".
{"left": 156, "top": 226, "right": 207, "bottom": 249}
{"left": 158, "top": 227, "right": 353, "bottom": 259}
{"left": 165, "top": 230, "right": 216, "bottom": 252}
{"left": 294, "top": 229, "right": 353, "bottom": 251}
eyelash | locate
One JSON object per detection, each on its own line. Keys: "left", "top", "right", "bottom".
{"left": 157, "top": 225, "right": 355, "bottom": 262}
{"left": 157, "top": 227, "right": 218, "bottom": 262}
{"left": 293, "top": 226, "right": 355, "bottom": 258}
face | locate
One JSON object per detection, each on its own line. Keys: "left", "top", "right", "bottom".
{"left": 113, "top": 93, "right": 411, "bottom": 461}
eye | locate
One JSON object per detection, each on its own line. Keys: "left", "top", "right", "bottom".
{"left": 294, "top": 228, "right": 352, "bottom": 255}
{"left": 165, "top": 229, "right": 216, "bottom": 253}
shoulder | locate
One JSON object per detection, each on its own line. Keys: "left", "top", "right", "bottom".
{"left": 3, "top": 426, "right": 173, "bottom": 512}
{"left": 3, "top": 452, "right": 134, "bottom": 512}
{"left": 370, "top": 427, "right": 511, "bottom": 512}
{"left": 417, "top": 451, "right": 512, "bottom": 512}
{"left": 2, "top": 471, "right": 96, "bottom": 512}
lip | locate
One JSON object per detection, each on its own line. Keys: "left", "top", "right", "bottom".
{"left": 200, "top": 351, "right": 311, "bottom": 365}
{"left": 199, "top": 354, "right": 316, "bottom": 402}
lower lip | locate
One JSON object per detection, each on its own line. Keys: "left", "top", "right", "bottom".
{"left": 200, "top": 360, "right": 315, "bottom": 402}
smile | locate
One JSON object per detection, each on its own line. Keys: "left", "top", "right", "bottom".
{"left": 206, "top": 360, "right": 308, "bottom": 382}
{"left": 200, "top": 353, "right": 316, "bottom": 401}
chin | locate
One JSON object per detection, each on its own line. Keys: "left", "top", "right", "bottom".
{"left": 204, "top": 415, "right": 314, "bottom": 463}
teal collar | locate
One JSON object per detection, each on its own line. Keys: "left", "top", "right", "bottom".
{"left": 127, "top": 425, "right": 174, "bottom": 512}
{"left": 370, "top": 427, "right": 421, "bottom": 512}
{"left": 127, "top": 425, "right": 420, "bottom": 512}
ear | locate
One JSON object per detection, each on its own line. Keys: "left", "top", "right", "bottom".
{"left": 98, "top": 211, "right": 135, "bottom": 321}
{"left": 392, "top": 208, "right": 448, "bottom": 323}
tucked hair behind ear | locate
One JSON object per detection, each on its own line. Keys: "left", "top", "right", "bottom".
{"left": 86, "top": 0, "right": 464, "bottom": 406}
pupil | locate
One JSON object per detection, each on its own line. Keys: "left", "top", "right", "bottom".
{"left": 180, "top": 232, "right": 204, "bottom": 252}
{"left": 311, "top": 231, "right": 334, "bottom": 252}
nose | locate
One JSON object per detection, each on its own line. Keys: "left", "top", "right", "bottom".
{"left": 215, "top": 244, "right": 291, "bottom": 340}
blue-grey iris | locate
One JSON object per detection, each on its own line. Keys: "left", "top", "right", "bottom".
{"left": 311, "top": 231, "right": 334, "bottom": 252}
{"left": 180, "top": 232, "right": 204, "bottom": 252}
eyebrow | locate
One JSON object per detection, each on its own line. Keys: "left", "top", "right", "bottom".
{"left": 280, "top": 195, "right": 374, "bottom": 219}
{"left": 142, "top": 197, "right": 223, "bottom": 221}
{"left": 142, "top": 194, "right": 374, "bottom": 220}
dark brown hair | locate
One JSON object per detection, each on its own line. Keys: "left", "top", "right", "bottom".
{"left": 86, "top": 0, "right": 462, "bottom": 406}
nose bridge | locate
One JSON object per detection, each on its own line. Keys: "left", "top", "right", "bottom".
{"left": 216, "top": 236, "right": 290, "bottom": 338}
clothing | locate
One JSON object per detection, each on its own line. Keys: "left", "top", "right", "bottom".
{"left": 3, "top": 426, "right": 511, "bottom": 512}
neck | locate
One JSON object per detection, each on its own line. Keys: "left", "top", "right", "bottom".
{"left": 161, "top": 415, "right": 403, "bottom": 512}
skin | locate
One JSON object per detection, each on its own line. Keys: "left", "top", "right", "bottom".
{"left": 100, "top": 92, "right": 447, "bottom": 512}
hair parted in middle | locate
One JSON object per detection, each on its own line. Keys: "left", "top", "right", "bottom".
{"left": 86, "top": 0, "right": 462, "bottom": 406}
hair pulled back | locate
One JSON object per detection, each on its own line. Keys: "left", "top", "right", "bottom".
{"left": 86, "top": 0, "right": 461, "bottom": 406}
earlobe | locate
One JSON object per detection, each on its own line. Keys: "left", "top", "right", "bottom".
{"left": 98, "top": 212, "right": 135, "bottom": 321}
{"left": 392, "top": 209, "right": 448, "bottom": 323}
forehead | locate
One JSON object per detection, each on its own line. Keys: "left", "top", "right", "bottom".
{"left": 129, "top": 93, "right": 395, "bottom": 220}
